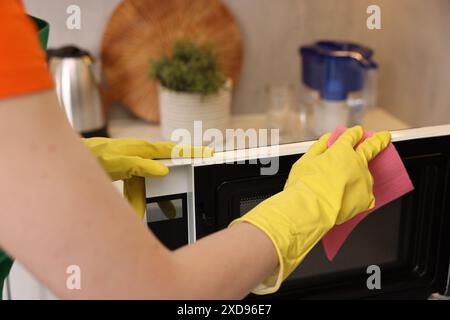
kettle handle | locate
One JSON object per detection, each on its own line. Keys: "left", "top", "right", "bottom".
{"left": 89, "top": 60, "right": 104, "bottom": 87}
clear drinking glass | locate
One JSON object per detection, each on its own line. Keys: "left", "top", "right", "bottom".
{"left": 266, "top": 84, "right": 295, "bottom": 137}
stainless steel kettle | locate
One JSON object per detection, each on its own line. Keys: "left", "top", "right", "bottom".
{"left": 47, "top": 46, "right": 108, "bottom": 137}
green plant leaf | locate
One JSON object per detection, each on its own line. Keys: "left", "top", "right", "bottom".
{"left": 150, "top": 40, "right": 226, "bottom": 95}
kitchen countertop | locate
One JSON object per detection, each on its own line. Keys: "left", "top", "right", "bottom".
{"left": 109, "top": 105, "right": 410, "bottom": 144}
{"left": 108, "top": 106, "right": 411, "bottom": 167}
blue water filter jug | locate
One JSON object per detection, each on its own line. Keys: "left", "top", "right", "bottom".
{"left": 299, "top": 41, "right": 378, "bottom": 137}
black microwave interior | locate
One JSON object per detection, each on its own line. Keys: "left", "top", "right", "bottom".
{"left": 194, "top": 135, "right": 450, "bottom": 299}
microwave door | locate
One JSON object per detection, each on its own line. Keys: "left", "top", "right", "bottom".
{"left": 194, "top": 125, "right": 450, "bottom": 299}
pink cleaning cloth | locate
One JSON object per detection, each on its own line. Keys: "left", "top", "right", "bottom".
{"left": 322, "top": 126, "right": 414, "bottom": 261}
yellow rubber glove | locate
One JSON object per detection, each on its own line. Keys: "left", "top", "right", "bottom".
{"left": 230, "top": 126, "right": 391, "bottom": 295}
{"left": 84, "top": 137, "right": 213, "bottom": 219}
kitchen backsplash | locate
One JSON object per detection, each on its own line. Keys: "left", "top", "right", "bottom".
{"left": 24, "top": 0, "right": 450, "bottom": 127}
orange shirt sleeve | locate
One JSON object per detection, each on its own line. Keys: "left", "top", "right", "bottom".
{"left": 0, "top": 0, "right": 54, "bottom": 100}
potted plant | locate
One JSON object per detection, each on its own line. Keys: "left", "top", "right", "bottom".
{"left": 150, "top": 40, "right": 232, "bottom": 140}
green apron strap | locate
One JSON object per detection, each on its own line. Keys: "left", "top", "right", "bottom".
{"left": 30, "top": 16, "right": 50, "bottom": 50}
{"left": 0, "top": 254, "right": 14, "bottom": 300}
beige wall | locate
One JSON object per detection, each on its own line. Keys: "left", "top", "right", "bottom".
{"left": 24, "top": 0, "right": 450, "bottom": 126}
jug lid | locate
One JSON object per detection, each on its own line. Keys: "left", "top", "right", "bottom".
{"left": 300, "top": 41, "right": 377, "bottom": 68}
{"left": 300, "top": 40, "right": 378, "bottom": 100}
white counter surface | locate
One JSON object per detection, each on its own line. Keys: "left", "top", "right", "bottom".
{"left": 109, "top": 107, "right": 409, "bottom": 143}
{"left": 108, "top": 106, "right": 412, "bottom": 167}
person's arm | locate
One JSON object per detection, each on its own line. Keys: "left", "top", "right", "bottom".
{"left": 0, "top": 91, "right": 278, "bottom": 299}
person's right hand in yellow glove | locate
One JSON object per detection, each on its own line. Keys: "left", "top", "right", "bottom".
{"left": 230, "top": 126, "right": 391, "bottom": 295}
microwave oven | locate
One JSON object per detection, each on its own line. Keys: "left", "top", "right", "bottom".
{"left": 5, "top": 124, "right": 450, "bottom": 300}
{"left": 145, "top": 125, "right": 450, "bottom": 299}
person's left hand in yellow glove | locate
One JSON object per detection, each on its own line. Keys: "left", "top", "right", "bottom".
{"left": 83, "top": 137, "right": 213, "bottom": 219}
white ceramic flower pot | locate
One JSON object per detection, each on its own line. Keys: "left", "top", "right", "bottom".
{"left": 159, "top": 80, "right": 232, "bottom": 141}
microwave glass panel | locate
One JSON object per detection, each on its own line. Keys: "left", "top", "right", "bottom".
{"left": 237, "top": 195, "right": 404, "bottom": 280}
{"left": 290, "top": 199, "right": 402, "bottom": 279}
{"left": 146, "top": 194, "right": 188, "bottom": 250}
{"left": 239, "top": 194, "right": 275, "bottom": 215}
